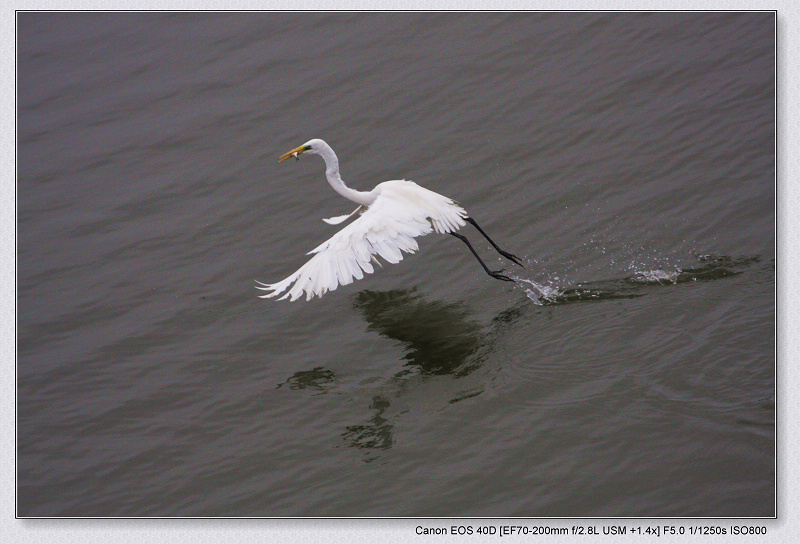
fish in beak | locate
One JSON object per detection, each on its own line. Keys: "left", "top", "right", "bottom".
{"left": 278, "top": 144, "right": 310, "bottom": 162}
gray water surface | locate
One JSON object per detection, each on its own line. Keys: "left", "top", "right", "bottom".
{"left": 17, "top": 12, "right": 774, "bottom": 517}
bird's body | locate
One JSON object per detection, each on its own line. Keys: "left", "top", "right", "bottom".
{"left": 256, "top": 139, "right": 521, "bottom": 301}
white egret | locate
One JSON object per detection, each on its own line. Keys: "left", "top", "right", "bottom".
{"left": 256, "top": 139, "right": 523, "bottom": 301}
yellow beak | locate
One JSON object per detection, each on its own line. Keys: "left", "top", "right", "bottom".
{"left": 278, "top": 144, "right": 308, "bottom": 162}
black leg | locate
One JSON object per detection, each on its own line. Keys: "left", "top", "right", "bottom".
{"left": 465, "top": 217, "right": 524, "bottom": 267}
{"left": 450, "top": 232, "right": 515, "bottom": 282}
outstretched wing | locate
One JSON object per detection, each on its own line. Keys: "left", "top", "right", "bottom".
{"left": 256, "top": 182, "right": 466, "bottom": 301}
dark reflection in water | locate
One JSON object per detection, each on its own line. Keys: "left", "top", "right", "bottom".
{"left": 341, "top": 396, "right": 393, "bottom": 463}
{"left": 276, "top": 366, "right": 337, "bottom": 393}
{"left": 296, "top": 254, "right": 767, "bottom": 462}
{"left": 352, "top": 289, "right": 486, "bottom": 376}
{"left": 340, "top": 289, "right": 491, "bottom": 461}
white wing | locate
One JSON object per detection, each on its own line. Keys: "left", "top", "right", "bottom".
{"left": 256, "top": 181, "right": 466, "bottom": 301}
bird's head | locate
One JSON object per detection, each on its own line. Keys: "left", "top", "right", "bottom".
{"left": 278, "top": 139, "right": 323, "bottom": 162}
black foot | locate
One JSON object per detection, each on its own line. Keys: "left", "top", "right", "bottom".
{"left": 490, "top": 269, "right": 516, "bottom": 282}
{"left": 500, "top": 250, "right": 525, "bottom": 267}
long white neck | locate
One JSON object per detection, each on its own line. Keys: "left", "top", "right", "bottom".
{"left": 313, "top": 140, "right": 376, "bottom": 206}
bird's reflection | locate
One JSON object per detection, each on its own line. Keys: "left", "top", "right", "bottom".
{"left": 339, "top": 288, "right": 490, "bottom": 461}
{"left": 352, "top": 288, "right": 486, "bottom": 377}
{"left": 340, "top": 395, "right": 393, "bottom": 463}
{"left": 275, "top": 366, "right": 337, "bottom": 394}
{"left": 283, "top": 254, "right": 767, "bottom": 462}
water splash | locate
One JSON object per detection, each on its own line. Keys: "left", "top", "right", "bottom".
{"left": 512, "top": 254, "right": 760, "bottom": 306}
{"left": 628, "top": 269, "right": 680, "bottom": 284}
{"left": 512, "top": 276, "right": 562, "bottom": 305}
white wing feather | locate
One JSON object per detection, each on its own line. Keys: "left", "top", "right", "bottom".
{"left": 256, "top": 180, "right": 466, "bottom": 301}
{"left": 322, "top": 205, "right": 363, "bottom": 225}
